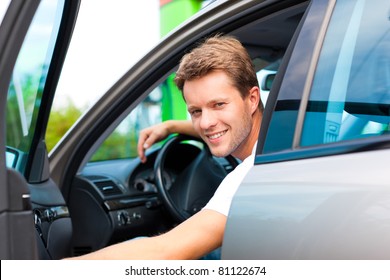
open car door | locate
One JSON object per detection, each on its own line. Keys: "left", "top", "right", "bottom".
{"left": 0, "top": 0, "right": 80, "bottom": 259}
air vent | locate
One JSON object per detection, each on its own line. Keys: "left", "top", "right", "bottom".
{"left": 94, "top": 180, "right": 122, "bottom": 196}
{"left": 84, "top": 175, "right": 107, "bottom": 181}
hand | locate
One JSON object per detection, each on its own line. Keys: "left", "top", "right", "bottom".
{"left": 137, "top": 122, "right": 171, "bottom": 163}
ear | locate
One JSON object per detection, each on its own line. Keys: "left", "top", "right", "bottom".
{"left": 248, "top": 86, "right": 260, "bottom": 114}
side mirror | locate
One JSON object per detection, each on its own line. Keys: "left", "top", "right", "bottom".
{"left": 6, "top": 148, "right": 19, "bottom": 168}
{"left": 261, "top": 73, "right": 276, "bottom": 91}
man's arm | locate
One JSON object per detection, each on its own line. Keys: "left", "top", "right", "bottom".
{"left": 66, "top": 209, "right": 226, "bottom": 260}
{"left": 137, "top": 120, "right": 198, "bottom": 163}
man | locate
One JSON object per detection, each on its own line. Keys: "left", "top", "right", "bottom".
{"left": 69, "top": 34, "right": 263, "bottom": 259}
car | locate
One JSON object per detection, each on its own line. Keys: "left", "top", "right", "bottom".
{"left": 1, "top": 0, "right": 389, "bottom": 260}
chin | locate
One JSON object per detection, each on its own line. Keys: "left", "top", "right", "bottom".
{"left": 210, "top": 148, "right": 230, "bottom": 158}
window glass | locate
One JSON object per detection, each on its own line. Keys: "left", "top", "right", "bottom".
{"left": 5, "top": 0, "right": 64, "bottom": 169}
{"left": 301, "top": 0, "right": 390, "bottom": 147}
{"left": 90, "top": 86, "right": 168, "bottom": 161}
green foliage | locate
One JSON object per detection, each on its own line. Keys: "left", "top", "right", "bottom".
{"left": 90, "top": 129, "right": 138, "bottom": 162}
{"left": 45, "top": 101, "right": 82, "bottom": 151}
{"left": 6, "top": 88, "right": 24, "bottom": 149}
{"left": 6, "top": 72, "right": 40, "bottom": 152}
{"left": 46, "top": 99, "right": 138, "bottom": 161}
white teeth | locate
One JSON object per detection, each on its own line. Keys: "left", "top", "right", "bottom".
{"left": 208, "top": 131, "right": 226, "bottom": 139}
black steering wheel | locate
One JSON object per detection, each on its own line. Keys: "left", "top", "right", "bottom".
{"left": 154, "top": 134, "right": 238, "bottom": 222}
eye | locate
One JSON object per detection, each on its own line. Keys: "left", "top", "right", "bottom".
{"left": 215, "top": 102, "right": 226, "bottom": 108}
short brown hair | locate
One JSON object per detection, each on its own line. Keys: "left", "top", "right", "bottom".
{"left": 174, "top": 34, "right": 262, "bottom": 110}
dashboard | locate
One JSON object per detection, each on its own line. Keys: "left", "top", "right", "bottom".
{"left": 66, "top": 140, "right": 234, "bottom": 256}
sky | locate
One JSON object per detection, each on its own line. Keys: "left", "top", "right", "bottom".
{"left": 55, "top": 0, "right": 160, "bottom": 109}
{"left": 0, "top": 0, "right": 160, "bottom": 109}
{"left": 0, "top": 0, "right": 10, "bottom": 21}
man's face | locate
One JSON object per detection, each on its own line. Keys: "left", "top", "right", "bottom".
{"left": 183, "top": 71, "right": 256, "bottom": 159}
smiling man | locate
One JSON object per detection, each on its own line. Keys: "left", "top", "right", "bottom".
{"left": 68, "top": 34, "right": 263, "bottom": 260}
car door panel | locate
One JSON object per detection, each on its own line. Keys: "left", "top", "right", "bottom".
{"left": 224, "top": 0, "right": 390, "bottom": 259}
{"left": 223, "top": 149, "right": 390, "bottom": 259}
{"left": 0, "top": 169, "right": 37, "bottom": 259}
{"left": 0, "top": 0, "right": 80, "bottom": 259}
{"left": 0, "top": 0, "right": 40, "bottom": 260}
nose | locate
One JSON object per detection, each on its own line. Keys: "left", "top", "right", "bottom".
{"left": 199, "top": 109, "right": 217, "bottom": 130}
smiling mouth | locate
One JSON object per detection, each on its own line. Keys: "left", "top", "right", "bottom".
{"left": 207, "top": 130, "right": 227, "bottom": 140}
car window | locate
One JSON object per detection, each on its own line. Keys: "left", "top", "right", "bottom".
{"left": 90, "top": 86, "right": 168, "bottom": 161}
{"left": 301, "top": 0, "right": 390, "bottom": 146}
{"left": 90, "top": 67, "right": 191, "bottom": 162}
{"left": 5, "top": 0, "right": 64, "bottom": 169}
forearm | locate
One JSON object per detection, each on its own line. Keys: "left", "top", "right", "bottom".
{"left": 66, "top": 236, "right": 167, "bottom": 260}
{"left": 65, "top": 210, "right": 225, "bottom": 260}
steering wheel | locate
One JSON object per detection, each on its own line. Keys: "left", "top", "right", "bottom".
{"left": 154, "top": 134, "right": 238, "bottom": 223}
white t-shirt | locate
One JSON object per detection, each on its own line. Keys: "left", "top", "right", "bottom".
{"left": 203, "top": 146, "right": 256, "bottom": 216}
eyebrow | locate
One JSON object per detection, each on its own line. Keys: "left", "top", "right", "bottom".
{"left": 187, "top": 105, "right": 198, "bottom": 112}
{"left": 207, "top": 97, "right": 229, "bottom": 106}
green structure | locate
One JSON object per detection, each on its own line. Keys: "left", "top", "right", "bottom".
{"left": 159, "top": 0, "right": 202, "bottom": 121}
